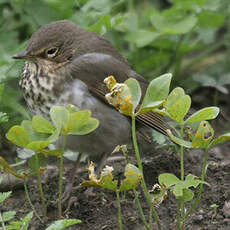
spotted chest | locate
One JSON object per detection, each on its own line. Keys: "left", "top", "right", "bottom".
{"left": 19, "top": 61, "right": 72, "bottom": 119}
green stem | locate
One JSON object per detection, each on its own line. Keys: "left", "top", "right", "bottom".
{"left": 176, "top": 200, "right": 181, "bottom": 230}
{"left": 58, "top": 134, "right": 67, "bottom": 219}
{"left": 116, "top": 190, "right": 123, "bottom": 230}
{"left": 131, "top": 115, "right": 161, "bottom": 230}
{"left": 0, "top": 212, "right": 6, "bottom": 230}
{"left": 185, "top": 147, "right": 209, "bottom": 218}
{"left": 24, "top": 180, "right": 43, "bottom": 223}
{"left": 179, "top": 125, "right": 185, "bottom": 230}
{"left": 133, "top": 189, "right": 150, "bottom": 230}
{"left": 35, "top": 153, "right": 47, "bottom": 222}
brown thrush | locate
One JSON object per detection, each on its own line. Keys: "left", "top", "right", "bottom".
{"left": 13, "top": 20, "right": 168, "bottom": 199}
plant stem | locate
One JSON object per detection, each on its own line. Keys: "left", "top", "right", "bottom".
{"left": 24, "top": 180, "right": 43, "bottom": 223}
{"left": 179, "top": 125, "right": 185, "bottom": 230}
{"left": 116, "top": 190, "right": 123, "bottom": 230}
{"left": 185, "top": 147, "right": 209, "bottom": 218}
{"left": 133, "top": 189, "right": 150, "bottom": 230}
{"left": 0, "top": 212, "right": 6, "bottom": 230}
{"left": 131, "top": 115, "right": 161, "bottom": 230}
{"left": 35, "top": 153, "right": 47, "bottom": 222}
{"left": 58, "top": 134, "right": 67, "bottom": 219}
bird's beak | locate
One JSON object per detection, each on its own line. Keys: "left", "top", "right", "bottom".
{"left": 12, "top": 50, "right": 30, "bottom": 59}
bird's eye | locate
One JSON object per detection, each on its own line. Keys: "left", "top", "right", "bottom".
{"left": 46, "top": 47, "right": 58, "bottom": 58}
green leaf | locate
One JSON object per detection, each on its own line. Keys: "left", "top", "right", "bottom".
{"left": 139, "top": 73, "right": 172, "bottom": 114}
{"left": 0, "top": 191, "right": 12, "bottom": 203}
{"left": 124, "top": 78, "right": 141, "bottom": 111}
{"left": 210, "top": 132, "right": 230, "bottom": 148}
{"left": 66, "top": 104, "right": 80, "bottom": 113}
{"left": 124, "top": 30, "right": 160, "bottom": 47}
{"left": 6, "top": 126, "right": 31, "bottom": 148}
{"left": 26, "top": 140, "right": 51, "bottom": 151}
{"left": 158, "top": 173, "right": 180, "bottom": 188}
{"left": 32, "top": 116, "right": 55, "bottom": 134}
{"left": 69, "top": 118, "right": 99, "bottom": 135}
{"left": 184, "top": 107, "right": 219, "bottom": 124}
{"left": 46, "top": 219, "right": 81, "bottom": 230}
{"left": 164, "top": 87, "right": 191, "bottom": 123}
{"left": 151, "top": 10, "right": 197, "bottom": 34}
{"left": 66, "top": 110, "right": 91, "bottom": 134}
{"left": 119, "top": 164, "right": 143, "bottom": 192}
{"left": 198, "top": 11, "right": 225, "bottom": 28}
{"left": 2, "top": 211, "right": 16, "bottom": 222}
{"left": 21, "top": 120, "right": 48, "bottom": 141}
{"left": 182, "top": 188, "right": 194, "bottom": 202}
{"left": 167, "top": 129, "right": 192, "bottom": 148}
{"left": 89, "top": 15, "right": 111, "bottom": 35}
{"left": 28, "top": 153, "right": 47, "bottom": 173}
{"left": 192, "top": 121, "right": 214, "bottom": 148}
{"left": 50, "top": 106, "right": 69, "bottom": 130}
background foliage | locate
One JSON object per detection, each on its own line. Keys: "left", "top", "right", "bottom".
{"left": 0, "top": 0, "right": 229, "bottom": 132}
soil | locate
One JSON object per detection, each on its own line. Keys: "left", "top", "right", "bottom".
{"left": 1, "top": 88, "right": 230, "bottom": 230}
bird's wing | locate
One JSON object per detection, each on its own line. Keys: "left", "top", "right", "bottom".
{"left": 69, "top": 53, "right": 168, "bottom": 135}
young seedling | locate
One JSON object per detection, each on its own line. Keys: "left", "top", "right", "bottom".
{"left": 82, "top": 162, "right": 143, "bottom": 230}
{"left": 2, "top": 104, "right": 99, "bottom": 220}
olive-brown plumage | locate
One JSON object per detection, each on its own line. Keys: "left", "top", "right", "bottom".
{"left": 13, "top": 20, "right": 168, "bottom": 158}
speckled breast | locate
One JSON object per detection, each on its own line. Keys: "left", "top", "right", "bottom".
{"left": 19, "top": 61, "right": 60, "bottom": 118}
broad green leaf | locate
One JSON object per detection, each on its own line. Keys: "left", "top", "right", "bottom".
{"left": 50, "top": 106, "right": 69, "bottom": 130}
{"left": 2, "top": 211, "right": 16, "bottom": 222}
{"left": 26, "top": 141, "right": 51, "bottom": 151}
{"left": 124, "top": 78, "right": 141, "bottom": 111}
{"left": 47, "top": 126, "right": 61, "bottom": 142}
{"left": 21, "top": 120, "right": 48, "bottom": 141}
{"left": 89, "top": 15, "right": 111, "bottom": 35}
{"left": 6, "top": 126, "right": 31, "bottom": 148}
{"left": 28, "top": 154, "right": 47, "bottom": 173}
{"left": 41, "top": 149, "right": 63, "bottom": 157}
{"left": 167, "top": 129, "right": 192, "bottom": 148}
{"left": 159, "top": 173, "right": 180, "bottom": 188}
{"left": 164, "top": 87, "right": 191, "bottom": 123}
{"left": 46, "top": 219, "right": 81, "bottom": 230}
{"left": 198, "top": 11, "right": 225, "bottom": 28}
{"left": 69, "top": 118, "right": 99, "bottom": 135}
{"left": 124, "top": 30, "right": 160, "bottom": 47}
{"left": 210, "top": 132, "right": 230, "bottom": 148}
{"left": 151, "top": 10, "right": 197, "bottom": 34}
{"left": 182, "top": 188, "right": 194, "bottom": 202}
{"left": 66, "top": 104, "right": 80, "bottom": 113}
{"left": 32, "top": 116, "right": 55, "bottom": 134}
{"left": 184, "top": 174, "right": 209, "bottom": 188}
{"left": 192, "top": 121, "right": 214, "bottom": 148}
{"left": 184, "top": 107, "right": 219, "bottom": 124}
{"left": 66, "top": 110, "right": 91, "bottom": 134}
{"left": 119, "top": 164, "right": 143, "bottom": 192}
{"left": 0, "top": 191, "right": 12, "bottom": 203}
{"left": 173, "top": 183, "right": 184, "bottom": 197}
{"left": 140, "top": 73, "right": 172, "bottom": 113}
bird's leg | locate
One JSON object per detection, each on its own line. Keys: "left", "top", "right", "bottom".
{"left": 62, "top": 152, "right": 82, "bottom": 203}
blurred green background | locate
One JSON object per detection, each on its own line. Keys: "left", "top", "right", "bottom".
{"left": 0, "top": 0, "right": 230, "bottom": 132}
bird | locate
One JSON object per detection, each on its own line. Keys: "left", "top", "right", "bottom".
{"left": 13, "top": 20, "right": 168, "bottom": 199}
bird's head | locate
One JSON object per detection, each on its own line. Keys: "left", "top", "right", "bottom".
{"left": 12, "top": 20, "right": 86, "bottom": 66}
